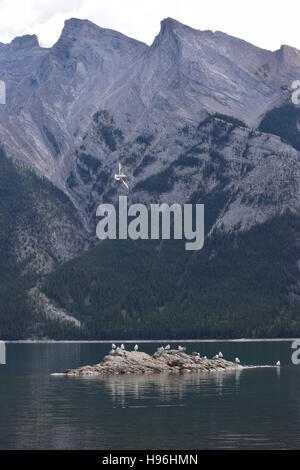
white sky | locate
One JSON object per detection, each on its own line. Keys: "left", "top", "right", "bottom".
{"left": 0, "top": 0, "right": 299, "bottom": 51}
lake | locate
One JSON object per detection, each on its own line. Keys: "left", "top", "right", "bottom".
{"left": 0, "top": 340, "right": 299, "bottom": 449}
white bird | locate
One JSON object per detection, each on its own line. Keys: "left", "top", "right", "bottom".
{"left": 112, "top": 344, "right": 116, "bottom": 350}
{"left": 157, "top": 347, "right": 164, "bottom": 351}
{"left": 235, "top": 357, "right": 240, "bottom": 364}
{"left": 114, "top": 162, "right": 129, "bottom": 191}
{"left": 165, "top": 344, "right": 171, "bottom": 350}
{"left": 178, "top": 346, "right": 184, "bottom": 351}
{"left": 213, "top": 354, "right": 220, "bottom": 360}
{"left": 134, "top": 344, "right": 138, "bottom": 351}
{"left": 218, "top": 352, "right": 223, "bottom": 358}
{"left": 203, "top": 356, "right": 207, "bottom": 360}
{"left": 120, "top": 344, "right": 125, "bottom": 350}
{"left": 276, "top": 361, "right": 281, "bottom": 367}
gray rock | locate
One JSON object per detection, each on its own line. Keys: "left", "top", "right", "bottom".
{"left": 64, "top": 348, "right": 242, "bottom": 376}
{"left": 1, "top": 17, "right": 300, "bottom": 236}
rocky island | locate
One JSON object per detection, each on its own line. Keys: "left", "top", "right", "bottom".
{"left": 63, "top": 348, "right": 242, "bottom": 376}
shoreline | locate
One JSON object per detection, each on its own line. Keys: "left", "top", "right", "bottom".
{"left": 3, "top": 338, "right": 298, "bottom": 344}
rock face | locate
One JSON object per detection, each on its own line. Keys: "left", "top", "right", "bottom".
{"left": 29, "top": 287, "right": 82, "bottom": 327}
{"left": 2, "top": 17, "right": 300, "bottom": 339}
{"left": 1, "top": 17, "right": 300, "bottom": 234}
{"left": 64, "top": 349, "right": 242, "bottom": 376}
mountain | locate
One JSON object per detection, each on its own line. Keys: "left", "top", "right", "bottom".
{"left": 0, "top": 147, "right": 87, "bottom": 338}
{"left": 1, "top": 18, "right": 300, "bottom": 339}
{"left": 42, "top": 213, "right": 300, "bottom": 339}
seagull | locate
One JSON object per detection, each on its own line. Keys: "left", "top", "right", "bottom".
{"left": 235, "top": 357, "right": 240, "bottom": 364}
{"left": 134, "top": 344, "right": 138, "bottom": 351}
{"left": 114, "top": 162, "right": 129, "bottom": 191}
{"left": 213, "top": 354, "right": 220, "bottom": 360}
{"left": 276, "top": 361, "right": 281, "bottom": 367}
{"left": 165, "top": 345, "right": 171, "bottom": 350}
{"left": 112, "top": 344, "right": 116, "bottom": 350}
{"left": 120, "top": 344, "right": 125, "bottom": 350}
{"left": 203, "top": 356, "right": 207, "bottom": 360}
{"left": 178, "top": 346, "right": 184, "bottom": 351}
{"left": 218, "top": 352, "right": 223, "bottom": 358}
{"left": 157, "top": 347, "right": 164, "bottom": 351}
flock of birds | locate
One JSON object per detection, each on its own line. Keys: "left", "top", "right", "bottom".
{"left": 111, "top": 343, "right": 137, "bottom": 351}
{"left": 110, "top": 344, "right": 281, "bottom": 366}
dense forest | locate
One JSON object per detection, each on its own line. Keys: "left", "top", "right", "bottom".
{"left": 0, "top": 147, "right": 84, "bottom": 339}
{"left": 259, "top": 103, "right": 300, "bottom": 151}
{"left": 41, "top": 212, "right": 300, "bottom": 339}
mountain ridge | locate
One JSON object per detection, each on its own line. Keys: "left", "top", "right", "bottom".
{"left": 1, "top": 17, "right": 300, "bottom": 338}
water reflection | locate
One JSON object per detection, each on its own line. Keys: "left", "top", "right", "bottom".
{"left": 101, "top": 369, "right": 243, "bottom": 408}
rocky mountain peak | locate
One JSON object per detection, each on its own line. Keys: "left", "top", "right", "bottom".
{"left": 58, "top": 17, "right": 147, "bottom": 46}
{"left": 2, "top": 16, "right": 300, "bottom": 213}
{"left": 9, "top": 34, "right": 40, "bottom": 50}
{"left": 160, "top": 17, "right": 184, "bottom": 32}
{"left": 276, "top": 44, "right": 300, "bottom": 69}
{"left": 150, "top": 17, "right": 187, "bottom": 59}
{"left": 154, "top": 17, "right": 197, "bottom": 44}
{"left": 60, "top": 18, "right": 104, "bottom": 38}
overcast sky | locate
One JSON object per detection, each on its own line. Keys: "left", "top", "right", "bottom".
{"left": 0, "top": 0, "right": 299, "bottom": 51}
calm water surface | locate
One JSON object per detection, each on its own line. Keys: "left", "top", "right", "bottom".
{"left": 0, "top": 341, "right": 299, "bottom": 449}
